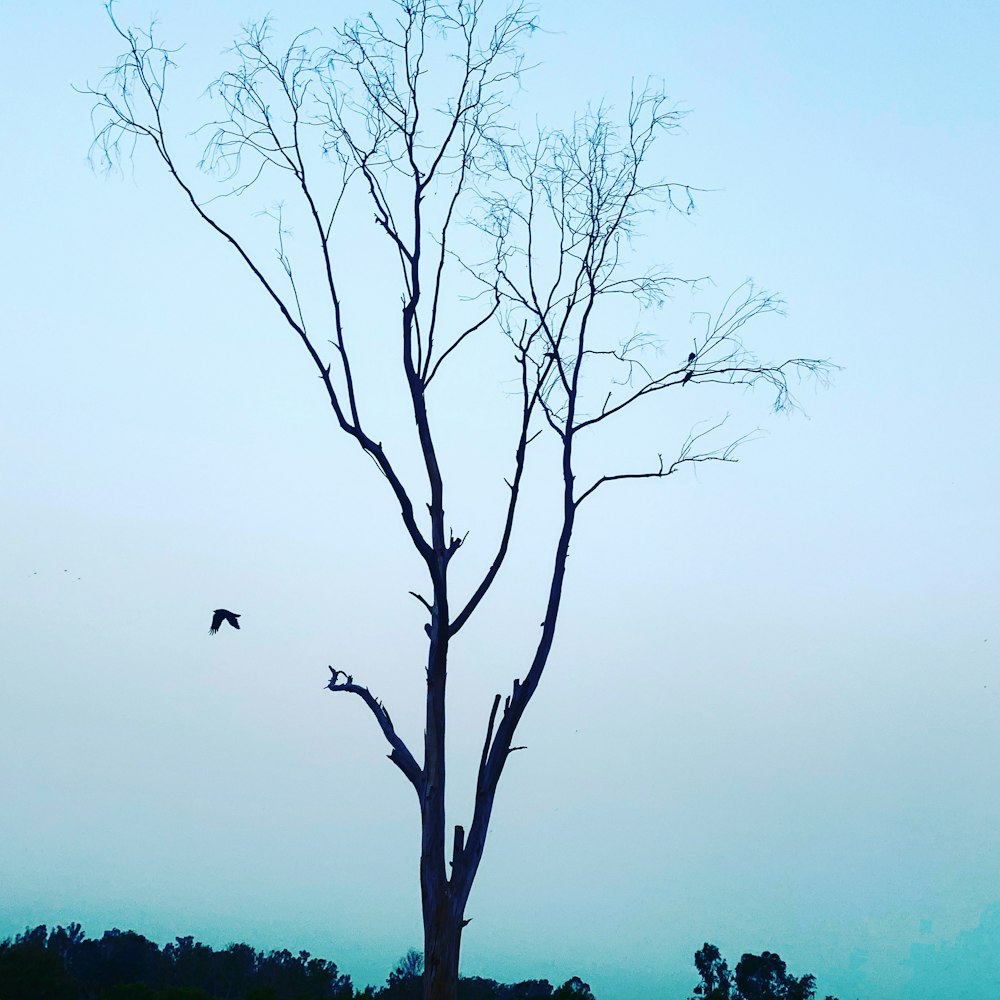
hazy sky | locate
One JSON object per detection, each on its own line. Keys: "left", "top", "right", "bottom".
{"left": 2, "top": 2, "right": 998, "bottom": 999}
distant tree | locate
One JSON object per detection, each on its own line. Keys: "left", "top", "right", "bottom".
{"left": 92, "top": 928, "right": 164, "bottom": 991}
{"left": 734, "top": 951, "right": 814, "bottom": 1000}
{"left": 691, "top": 942, "right": 732, "bottom": 999}
{"left": 785, "top": 976, "right": 817, "bottom": 1000}
{"left": 384, "top": 949, "right": 425, "bottom": 1000}
{"left": 55, "top": 924, "right": 105, "bottom": 988}
{"left": 164, "top": 935, "right": 216, "bottom": 993}
{"left": 47, "top": 922, "right": 86, "bottom": 961}
{"left": 213, "top": 942, "right": 259, "bottom": 997}
{"left": 87, "top": 2, "right": 831, "bottom": 997}
{"left": 551, "top": 976, "right": 594, "bottom": 1000}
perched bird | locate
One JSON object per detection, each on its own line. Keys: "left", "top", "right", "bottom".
{"left": 209, "top": 609, "right": 241, "bottom": 634}
{"left": 687, "top": 351, "right": 696, "bottom": 365}
{"left": 682, "top": 369, "right": 694, "bottom": 385}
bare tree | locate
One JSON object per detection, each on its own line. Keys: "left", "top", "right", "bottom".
{"left": 86, "top": 2, "right": 831, "bottom": 998}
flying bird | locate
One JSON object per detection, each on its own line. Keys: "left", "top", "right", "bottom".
{"left": 209, "top": 609, "right": 241, "bottom": 634}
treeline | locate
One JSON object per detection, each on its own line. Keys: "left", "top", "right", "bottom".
{"left": 687, "top": 943, "right": 839, "bottom": 1000}
{"left": 0, "top": 925, "right": 593, "bottom": 1000}
{"left": 0, "top": 924, "right": 840, "bottom": 1000}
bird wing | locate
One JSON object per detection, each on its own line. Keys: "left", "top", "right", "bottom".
{"left": 209, "top": 610, "right": 224, "bottom": 634}
{"left": 228, "top": 612, "right": 241, "bottom": 630}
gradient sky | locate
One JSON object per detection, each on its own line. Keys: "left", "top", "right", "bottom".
{"left": 2, "top": 2, "right": 998, "bottom": 999}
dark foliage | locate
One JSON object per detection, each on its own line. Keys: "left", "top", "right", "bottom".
{"left": 0, "top": 927, "right": 591, "bottom": 1000}
{"left": 692, "top": 943, "right": 732, "bottom": 1000}
{"left": 0, "top": 925, "right": 352, "bottom": 1000}
{"left": 689, "top": 944, "right": 837, "bottom": 1000}
{"left": 0, "top": 924, "right": 76, "bottom": 1000}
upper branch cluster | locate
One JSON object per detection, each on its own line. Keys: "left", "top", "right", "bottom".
{"left": 86, "top": 1, "right": 834, "bottom": 869}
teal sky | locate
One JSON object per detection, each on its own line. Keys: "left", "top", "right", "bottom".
{"left": 2, "top": 2, "right": 998, "bottom": 999}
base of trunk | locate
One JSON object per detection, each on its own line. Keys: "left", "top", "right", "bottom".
{"left": 424, "top": 907, "right": 462, "bottom": 1000}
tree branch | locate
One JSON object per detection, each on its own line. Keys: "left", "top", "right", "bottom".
{"left": 326, "top": 667, "right": 423, "bottom": 795}
{"left": 450, "top": 340, "right": 542, "bottom": 635}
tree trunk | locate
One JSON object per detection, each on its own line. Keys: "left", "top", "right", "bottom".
{"left": 420, "top": 562, "right": 462, "bottom": 1000}
{"left": 423, "top": 887, "right": 463, "bottom": 1000}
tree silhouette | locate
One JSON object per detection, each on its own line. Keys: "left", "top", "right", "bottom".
{"left": 85, "top": 2, "right": 832, "bottom": 997}
{"left": 551, "top": 977, "right": 594, "bottom": 1000}
{"left": 691, "top": 942, "right": 732, "bottom": 999}
{"left": 384, "top": 950, "right": 424, "bottom": 1000}
{"left": 689, "top": 945, "right": 837, "bottom": 1000}
{"left": 734, "top": 952, "right": 816, "bottom": 1000}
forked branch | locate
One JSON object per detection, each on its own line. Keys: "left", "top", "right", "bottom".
{"left": 327, "top": 667, "right": 423, "bottom": 795}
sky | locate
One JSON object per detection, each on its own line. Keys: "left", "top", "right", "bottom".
{"left": 1, "top": 2, "right": 998, "bottom": 999}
